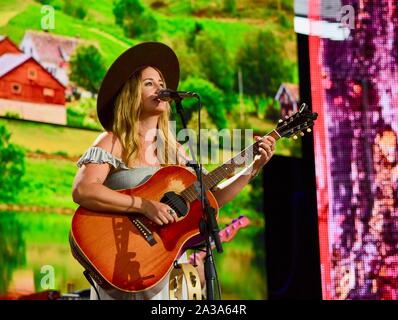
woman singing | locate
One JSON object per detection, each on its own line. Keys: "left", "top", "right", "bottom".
{"left": 71, "top": 42, "right": 275, "bottom": 300}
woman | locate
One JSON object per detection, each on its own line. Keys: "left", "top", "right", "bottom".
{"left": 72, "top": 42, "right": 275, "bottom": 300}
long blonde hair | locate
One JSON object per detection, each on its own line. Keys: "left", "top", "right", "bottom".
{"left": 112, "top": 66, "right": 182, "bottom": 166}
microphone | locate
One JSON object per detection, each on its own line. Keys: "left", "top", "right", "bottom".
{"left": 157, "top": 89, "right": 198, "bottom": 102}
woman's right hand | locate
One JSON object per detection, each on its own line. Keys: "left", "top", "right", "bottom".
{"left": 141, "top": 199, "right": 178, "bottom": 225}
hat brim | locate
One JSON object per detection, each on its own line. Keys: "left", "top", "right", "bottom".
{"left": 97, "top": 42, "right": 180, "bottom": 131}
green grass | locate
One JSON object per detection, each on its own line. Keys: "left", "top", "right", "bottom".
{"left": 84, "top": 0, "right": 115, "bottom": 26}
{"left": 16, "top": 157, "right": 77, "bottom": 209}
{"left": 0, "top": 0, "right": 33, "bottom": 26}
{"left": 0, "top": 118, "right": 101, "bottom": 157}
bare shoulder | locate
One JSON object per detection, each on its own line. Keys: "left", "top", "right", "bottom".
{"left": 92, "top": 132, "right": 123, "bottom": 158}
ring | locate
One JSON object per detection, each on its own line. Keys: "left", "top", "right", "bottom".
{"left": 168, "top": 209, "right": 175, "bottom": 215}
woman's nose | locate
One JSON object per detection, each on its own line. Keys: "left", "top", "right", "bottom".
{"left": 156, "top": 81, "right": 164, "bottom": 89}
{"left": 154, "top": 84, "right": 162, "bottom": 94}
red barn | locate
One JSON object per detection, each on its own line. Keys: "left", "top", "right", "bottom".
{"left": 275, "top": 83, "right": 300, "bottom": 118}
{"left": 20, "top": 30, "right": 81, "bottom": 86}
{"left": 0, "top": 35, "right": 22, "bottom": 56}
{"left": 0, "top": 53, "right": 66, "bottom": 125}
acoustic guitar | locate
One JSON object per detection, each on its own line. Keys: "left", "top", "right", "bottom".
{"left": 69, "top": 103, "right": 317, "bottom": 299}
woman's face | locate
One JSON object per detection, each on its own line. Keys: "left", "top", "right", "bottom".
{"left": 140, "top": 66, "right": 167, "bottom": 116}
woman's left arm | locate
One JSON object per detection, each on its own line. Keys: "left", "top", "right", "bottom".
{"left": 212, "top": 136, "right": 276, "bottom": 207}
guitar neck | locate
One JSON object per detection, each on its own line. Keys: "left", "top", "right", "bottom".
{"left": 181, "top": 130, "right": 281, "bottom": 202}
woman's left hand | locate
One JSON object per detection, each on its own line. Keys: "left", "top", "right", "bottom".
{"left": 252, "top": 135, "right": 276, "bottom": 174}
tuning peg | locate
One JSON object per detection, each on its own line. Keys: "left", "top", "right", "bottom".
{"left": 278, "top": 119, "right": 283, "bottom": 123}
{"left": 307, "top": 128, "right": 312, "bottom": 133}
{"left": 300, "top": 131, "right": 305, "bottom": 136}
{"left": 300, "top": 103, "right": 308, "bottom": 112}
{"left": 293, "top": 135, "right": 298, "bottom": 140}
{"left": 285, "top": 115, "right": 289, "bottom": 119}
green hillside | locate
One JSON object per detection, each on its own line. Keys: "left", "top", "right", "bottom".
{"left": 0, "top": 118, "right": 100, "bottom": 157}
{"left": 0, "top": 0, "right": 295, "bottom": 67}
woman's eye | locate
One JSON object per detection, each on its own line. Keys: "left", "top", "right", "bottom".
{"left": 144, "top": 81, "right": 164, "bottom": 88}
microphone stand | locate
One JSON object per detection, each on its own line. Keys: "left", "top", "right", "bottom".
{"left": 173, "top": 96, "right": 223, "bottom": 300}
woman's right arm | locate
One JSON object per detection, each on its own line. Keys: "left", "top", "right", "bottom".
{"left": 72, "top": 132, "right": 176, "bottom": 225}
{"left": 72, "top": 161, "right": 146, "bottom": 213}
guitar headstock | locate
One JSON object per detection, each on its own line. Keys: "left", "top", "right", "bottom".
{"left": 219, "top": 215, "right": 250, "bottom": 243}
{"left": 275, "top": 103, "right": 318, "bottom": 140}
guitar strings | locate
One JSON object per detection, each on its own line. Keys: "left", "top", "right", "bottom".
{"left": 157, "top": 141, "right": 260, "bottom": 212}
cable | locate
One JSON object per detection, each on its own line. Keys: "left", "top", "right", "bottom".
{"left": 83, "top": 270, "right": 101, "bottom": 300}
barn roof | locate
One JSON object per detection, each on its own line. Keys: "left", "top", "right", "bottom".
{"left": 21, "top": 30, "right": 80, "bottom": 65}
{"left": 0, "top": 53, "right": 30, "bottom": 78}
{"left": 0, "top": 35, "right": 22, "bottom": 54}
{"left": 0, "top": 53, "right": 65, "bottom": 87}
{"left": 275, "top": 83, "right": 300, "bottom": 102}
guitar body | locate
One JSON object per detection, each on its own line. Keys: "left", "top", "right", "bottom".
{"left": 70, "top": 165, "right": 218, "bottom": 299}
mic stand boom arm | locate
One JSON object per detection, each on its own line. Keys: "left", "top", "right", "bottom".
{"left": 173, "top": 97, "right": 223, "bottom": 300}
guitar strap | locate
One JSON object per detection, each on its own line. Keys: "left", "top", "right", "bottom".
{"left": 169, "top": 263, "right": 202, "bottom": 300}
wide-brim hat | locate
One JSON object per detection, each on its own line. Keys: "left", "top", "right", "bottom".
{"left": 97, "top": 42, "right": 180, "bottom": 131}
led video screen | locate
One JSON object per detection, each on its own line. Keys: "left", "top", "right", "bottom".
{"left": 308, "top": 0, "right": 398, "bottom": 299}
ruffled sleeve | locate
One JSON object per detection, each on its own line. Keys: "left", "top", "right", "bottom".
{"left": 76, "top": 147, "right": 129, "bottom": 170}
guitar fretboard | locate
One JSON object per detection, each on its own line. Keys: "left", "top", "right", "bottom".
{"left": 180, "top": 130, "right": 281, "bottom": 202}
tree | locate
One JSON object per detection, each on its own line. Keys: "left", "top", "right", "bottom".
{"left": 0, "top": 124, "right": 25, "bottom": 202}
{"left": 223, "top": 0, "right": 237, "bottom": 15}
{"left": 236, "top": 30, "right": 292, "bottom": 98}
{"left": 69, "top": 45, "right": 106, "bottom": 95}
{"left": 63, "top": 0, "right": 87, "bottom": 19}
{"left": 112, "top": 0, "right": 158, "bottom": 39}
{"left": 113, "top": 0, "right": 144, "bottom": 26}
{"left": 125, "top": 11, "right": 158, "bottom": 40}
{"left": 178, "top": 76, "right": 227, "bottom": 130}
{"left": 194, "top": 32, "right": 235, "bottom": 112}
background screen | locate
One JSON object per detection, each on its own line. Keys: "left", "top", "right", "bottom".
{"left": 0, "top": 0, "right": 299, "bottom": 299}
{"left": 307, "top": 0, "right": 398, "bottom": 299}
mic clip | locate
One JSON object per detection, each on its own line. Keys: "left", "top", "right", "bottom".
{"left": 157, "top": 89, "right": 198, "bottom": 102}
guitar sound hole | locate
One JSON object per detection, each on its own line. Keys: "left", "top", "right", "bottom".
{"left": 160, "top": 192, "right": 188, "bottom": 217}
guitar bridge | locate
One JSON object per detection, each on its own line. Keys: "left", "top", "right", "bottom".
{"left": 129, "top": 217, "right": 157, "bottom": 246}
